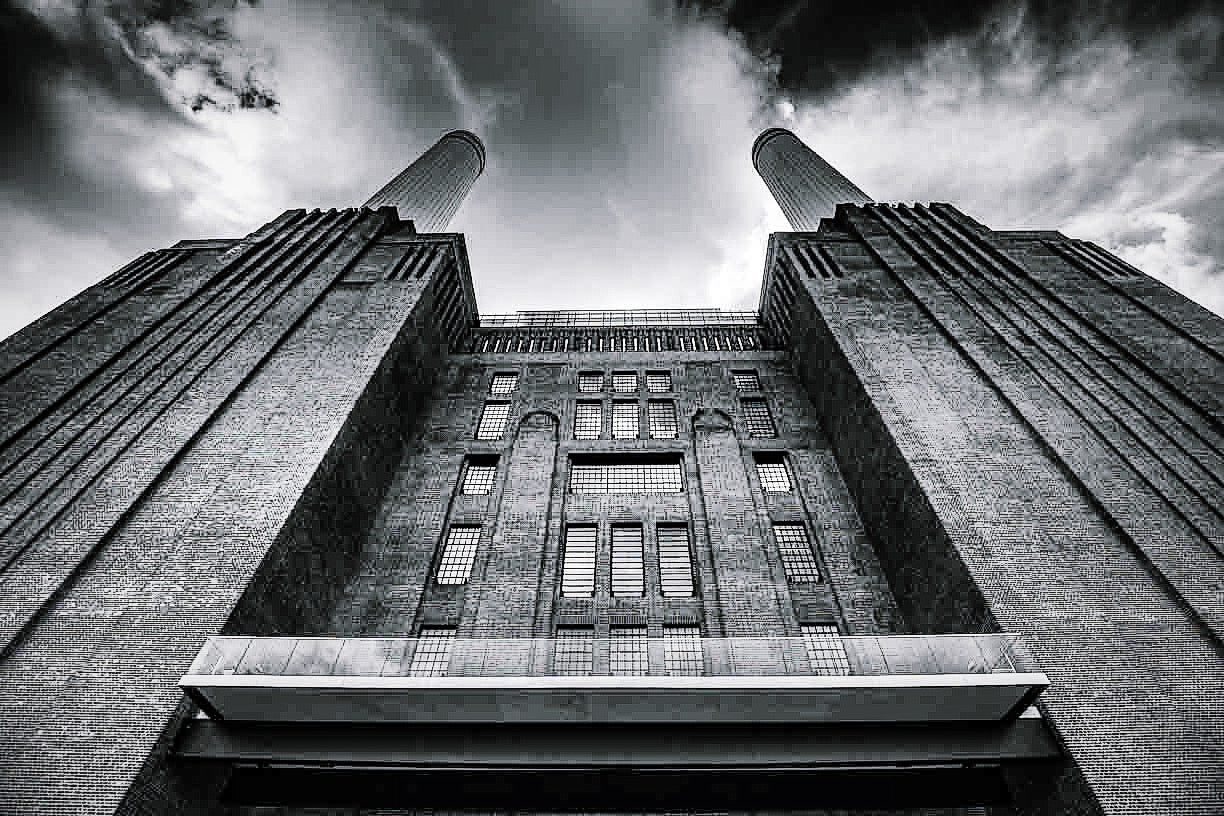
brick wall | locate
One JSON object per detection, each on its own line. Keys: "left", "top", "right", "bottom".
{"left": 0, "top": 211, "right": 473, "bottom": 815}
{"left": 769, "top": 204, "right": 1224, "bottom": 816}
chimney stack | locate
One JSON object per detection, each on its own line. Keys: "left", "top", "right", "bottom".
{"left": 752, "top": 128, "right": 871, "bottom": 230}
{"left": 363, "top": 130, "right": 486, "bottom": 232}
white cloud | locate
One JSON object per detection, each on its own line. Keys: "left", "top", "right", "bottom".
{"left": 782, "top": 10, "right": 1224, "bottom": 316}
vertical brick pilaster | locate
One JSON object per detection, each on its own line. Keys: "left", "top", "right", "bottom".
{"left": 471, "top": 411, "right": 559, "bottom": 637}
{"left": 691, "top": 407, "right": 790, "bottom": 636}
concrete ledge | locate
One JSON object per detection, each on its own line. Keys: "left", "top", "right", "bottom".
{"left": 181, "top": 672, "right": 1049, "bottom": 724}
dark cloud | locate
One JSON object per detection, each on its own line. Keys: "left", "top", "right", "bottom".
{"left": 687, "top": 0, "right": 1224, "bottom": 98}
{"left": 0, "top": 0, "right": 1220, "bottom": 340}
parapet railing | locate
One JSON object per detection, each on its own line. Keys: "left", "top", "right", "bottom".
{"left": 479, "top": 310, "right": 761, "bottom": 328}
{"left": 184, "top": 633, "right": 1037, "bottom": 680}
{"left": 179, "top": 634, "right": 1047, "bottom": 725}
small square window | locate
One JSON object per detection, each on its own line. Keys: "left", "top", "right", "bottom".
{"left": 741, "top": 399, "right": 776, "bottom": 437}
{"left": 754, "top": 453, "right": 792, "bottom": 493}
{"left": 612, "top": 371, "right": 638, "bottom": 392}
{"left": 575, "top": 401, "right": 602, "bottom": 440}
{"left": 646, "top": 371, "right": 672, "bottom": 392}
{"left": 612, "top": 401, "right": 639, "bottom": 439}
{"left": 578, "top": 372, "right": 604, "bottom": 392}
{"left": 773, "top": 523, "right": 820, "bottom": 582}
{"left": 648, "top": 400, "right": 678, "bottom": 439}
{"left": 555, "top": 628, "right": 593, "bottom": 675}
{"left": 732, "top": 370, "right": 761, "bottom": 391}
{"left": 409, "top": 630, "right": 454, "bottom": 677}
{"left": 490, "top": 372, "right": 518, "bottom": 394}
{"left": 611, "top": 627, "right": 648, "bottom": 676}
{"left": 664, "top": 627, "right": 703, "bottom": 675}
{"left": 461, "top": 457, "right": 498, "bottom": 494}
{"left": 436, "top": 526, "right": 481, "bottom": 584}
{"left": 802, "top": 624, "right": 850, "bottom": 676}
{"left": 476, "top": 402, "right": 511, "bottom": 439}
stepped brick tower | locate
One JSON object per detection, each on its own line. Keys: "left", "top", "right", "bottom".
{"left": 0, "top": 128, "right": 1220, "bottom": 816}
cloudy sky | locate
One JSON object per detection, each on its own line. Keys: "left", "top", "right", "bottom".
{"left": 2, "top": 0, "right": 1222, "bottom": 339}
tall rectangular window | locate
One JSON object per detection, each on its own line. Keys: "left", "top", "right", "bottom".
{"left": 461, "top": 456, "right": 498, "bottom": 494}
{"left": 612, "top": 371, "right": 638, "bottom": 392}
{"left": 646, "top": 371, "right": 672, "bottom": 392}
{"left": 611, "top": 525, "right": 644, "bottom": 596}
{"left": 436, "top": 526, "right": 481, "bottom": 584}
{"left": 732, "top": 370, "right": 761, "bottom": 391}
{"left": 773, "top": 523, "right": 820, "bottom": 582}
{"left": 664, "top": 627, "right": 703, "bottom": 675}
{"left": 409, "top": 630, "right": 455, "bottom": 677}
{"left": 578, "top": 371, "right": 603, "bottom": 392}
{"left": 569, "top": 457, "right": 684, "bottom": 493}
{"left": 648, "top": 400, "right": 678, "bottom": 439}
{"left": 554, "top": 628, "right": 594, "bottom": 675}
{"left": 561, "top": 525, "right": 597, "bottom": 597}
{"left": 489, "top": 372, "right": 519, "bottom": 394}
{"left": 611, "top": 627, "right": 648, "bottom": 676}
{"left": 575, "top": 401, "right": 602, "bottom": 440}
{"left": 741, "top": 398, "right": 776, "bottom": 437}
{"left": 657, "top": 524, "right": 695, "bottom": 597}
{"left": 802, "top": 624, "right": 850, "bottom": 676}
{"left": 612, "top": 401, "right": 639, "bottom": 438}
{"left": 476, "top": 401, "right": 510, "bottom": 440}
{"left": 754, "top": 453, "right": 792, "bottom": 493}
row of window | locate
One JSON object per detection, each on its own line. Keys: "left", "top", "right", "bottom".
{"left": 476, "top": 398, "right": 775, "bottom": 441}
{"left": 559, "top": 519, "right": 819, "bottom": 596}
{"left": 579, "top": 370, "right": 672, "bottom": 393}
{"left": 486, "top": 369, "right": 764, "bottom": 396}
{"left": 560, "top": 524, "right": 696, "bottom": 598}
{"left": 459, "top": 453, "right": 797, "bottom": 497}
{"left": 405, "top": 624, "right": 849, "bottom": 677}
{"left": 575, "top": 400, "right": 678, "bottom": 439}
{"left": 440, "top": 511, "right": 817, "bottom": 591}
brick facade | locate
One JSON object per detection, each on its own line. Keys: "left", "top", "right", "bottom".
{"left": 0, "top": 162, "right": 1220, "bottom": 815}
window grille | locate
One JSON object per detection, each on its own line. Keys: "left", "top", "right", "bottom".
{"left": 773, "top": 523, "right": 820, "bottom": 582}
{"left": 741, "top": 398, "right": 776, "bottom": 437}
{"left": 554, "top": 628, "right": 594, "bottom": 675}
{"left": 561, "top": 525, "right": 597, "bottom": 597}
{"left": 569, "top": 458, "right": 684, "bottom": 493}
{"left": 436, "top": 526, "right": 481, "bottom": 584}
{"left": 664, "top": 627, "right": 704, "bottom": 675}
{"left": 476, "top": 401, "right": 510, "bottom": 439}
{"left": 409, "top": 630, "right": 454, "bottom": 677}
{"left": 802, "top": 624, "right": 850, "bottom": 675}
{"left": 646, "top": 371, "right": 672, "bottom": 392}
{"left": 657, "top": 525, "right": 695, "bottom": 597}
{"left": 612, "top": 401, "right": 639, "bottom": 438}
{"left": 754, "top": 453, "right": 791, "bottom": 493}
{"left": 648, "top": 400, "right": 678, "bottom": 439}
{"left": 611, "top": 525, "right": 644, "bottom": 596}
{"left": 461, "top": 458, "right": 498, "bottom": 494}
{"left": 575, "top": 401, "right": 602, "bottom": 440}
{"left": 732, "top": 370, "right": 761, "bottom": 391}
{"left": 611, "top": 627, "right": 648, "bottom": 675}
{"left": 489, "top": 372, "right": 518, "bottom": 394}
{"left": 578, "top": 371, "right": 603, "bottom": 392}
{"left": 612, "top": 371, "right": 638, "bottom": 392}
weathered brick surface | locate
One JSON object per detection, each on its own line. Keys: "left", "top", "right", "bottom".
{"left": 0, "top": 212, "right": 467, "bottom": 814}
{"left": 771, "top": 204, "right": 1224, "bottom": 816}
{"left": 17, "top": 196, "right": 1219, "bottom": 816}
{"left": 319, "top": 351, "right": 898, "bottom": 653}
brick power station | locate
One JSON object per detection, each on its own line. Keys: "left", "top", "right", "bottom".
{"left": 0, "top": 129, "right": 1220, "bottom": 815}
